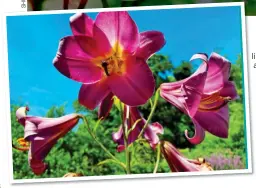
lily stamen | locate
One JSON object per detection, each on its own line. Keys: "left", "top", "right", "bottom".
{"left": 199, "top": 92, "right": 232, "bottom": 112}
{"left": 12, "top": 138, "right": 30, "bottom": 151}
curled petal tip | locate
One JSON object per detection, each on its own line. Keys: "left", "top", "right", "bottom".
{"left": 16, "top": 106, "right": 29, "bottom": 123}
{"left": 184, "top": 122, "right": 205, "bottom": 145}
{"left": 190, "top": 53, "right": 208, "bottom": 62}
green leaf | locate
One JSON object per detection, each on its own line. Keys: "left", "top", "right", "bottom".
{"left": 97, "top": 159, "right": 120, "bottom": 166}
{"left": 107, "top": 0, "right": 122, "bottom": 7}
{"left": 138, "top": 0, "right": 173, "bottom": 6}
{"left": 93, "top": 117, "right": 103, "bottom": 134}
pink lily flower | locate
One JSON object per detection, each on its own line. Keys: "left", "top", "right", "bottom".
{"left": 161, "top": 141, "right": 213, "bottom": 172}
{"left": 54, "top": 12, "right": 165, "bottom": 111}
{"left": 112, "top": 106, "right": 164, "bottom": 152}
{"left": 160, "top": 53, "right": 238, "bottom": 144}
{"left": 16, "top": 106, "right": 80, "bottom": 175}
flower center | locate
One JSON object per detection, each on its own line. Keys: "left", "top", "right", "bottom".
{"left": 198, "top": 92, "right": 231, "bottom": 112}
{"left": 95, "top": 42, "right": 125, "bottom": 77}
{"left": 101, "top": 54, "right": 124, "bottom": 76}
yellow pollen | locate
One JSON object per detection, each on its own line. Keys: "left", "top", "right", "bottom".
{"left": 94, "top": 41, "right": 126, "bottom": 77}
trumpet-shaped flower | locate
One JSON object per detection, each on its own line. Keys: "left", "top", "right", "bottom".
{"left": 161, "top": 141, "right": 213, "bottom": 172}
{"left": 160, "top": 53, "right": 238, "bottom": 144}
{"left": 54, "top": 12, "right": 165, "bottom": 109}
{"left": 112, "top": 106, "right": 164, "bottom": 152}
{"left": 16, "top": 106, "right": 80, "bottom": 175}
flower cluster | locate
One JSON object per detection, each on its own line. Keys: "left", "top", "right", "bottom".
{"left": 206, "top": 154, "right": 245, "bottom": 170}
{"left": 13, "top": 11, "right": 238, "bottom": 176}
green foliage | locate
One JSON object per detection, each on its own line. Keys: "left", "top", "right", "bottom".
{"left": 11, "top": 53, "right": 247, "bottom": 178}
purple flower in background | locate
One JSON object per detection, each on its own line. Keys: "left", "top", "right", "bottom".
{"left": 205, "top": 154, "right": 245, "bottom": 170}
{"left": 54, "top": 12, "right": 165, "bottom": 110}
{"left": 16, "top": 106, "right": 80, "bottom": 175}
{"left": 160, "top": 53, "right": 238, "bottom": 144}
{"left": 112, "top": 106, "right": 164, "bottom": 152}
{"left": 161, "top": 141, "right": 213, "bottom": 172}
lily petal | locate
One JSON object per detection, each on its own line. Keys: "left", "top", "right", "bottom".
{"left": 53, "top": 36, "right": 103, "bottom": 84}
{"left": 144, "top": 122, "right": 164, "bottom": 149}
{"left": 136, "top": 31, "right": 166, "bottom": 60}
{"left": 220, "top": 81, "right": 239, "bottom": 100}
{"left": 70, "top": 13, "right": 94, "bottom": 36}
{"left": 79, "top": 80, "right": 111, "bottom": 110}
{"left": 194, "top": 105, "right": 229, "bottom": 138}
{"left": 204, "top": 52, "right": 231, "bottom": 94}
{"left": 185, "top": 119, "right": 205, "bottom": 145}
{"left": 161, "top": 141, "right": 213, "bottom": 172}
{"left": 108, "top": 57, "right": 155, "bottom": 106}
{"left": 98, "top": 92, "right": 114, "bottom": 119}
{"left": 112, "top": 126, "right": 123, "bottom": 143}
{"left": 95, "top": 11, "right": 139, "bottom": 53}
{"left": 24, "top": 121, "right": 38, "bottom": 139}
{"left": 160, "top": 62, "right": 207, "bottom": 117}
{"left": 74, "top": 35, "right": 111, "bottom": 58}
{"left": 29, "top": 151, "right": 48, "bottom": 175}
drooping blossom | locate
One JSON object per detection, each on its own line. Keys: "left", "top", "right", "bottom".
{"left": 54, "top": 12, "right": 165, "bottom": 112}
{"left": 112, "top": 106, "right": 164, "bottom": 152}
{"left": 161, "top": 141, "right": 213, "bottom": 172}
{"left": 160, "top": 53, "right": 238, "bottom": 144}
{"left": 15, "top": 106, "right": 80, "bottom": 175}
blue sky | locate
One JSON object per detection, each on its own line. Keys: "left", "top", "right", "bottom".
{"left": 6, "top": 6, "right": 243, "bottom": 115}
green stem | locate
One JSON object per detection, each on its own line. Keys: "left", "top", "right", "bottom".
{"left": 80, "top": 116, "right": 126, "bottom": 170}
{"left": 153, "top": 143, "right": 161, "bottom": 173}
{"left": 119, "top": 103, "right": 131, "bottom": 174}
{"left": 138, "top": 88, "right": 160, "bottom": 139}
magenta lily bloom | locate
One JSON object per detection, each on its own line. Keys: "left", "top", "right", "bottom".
{"left": 16, "top": 106, "right": 80, "bottom": 175}
{"left": 112, "top": 106, "right": 164, "bottom": 152}
{"left": 161, "top": 141, "right": 213, "bottom": 172}
{"left": 160, "top": 53, "right": 238, "bottom": 144}
{"left": 54, "top": 12, "right": 165, "bottom": 110}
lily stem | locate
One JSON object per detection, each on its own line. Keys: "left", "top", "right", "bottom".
{"left": 138, "top": 88, "right": 160, "bottom": 139}
{"left": 153, "top": 143, "right": 161, "bottom": 173}
{"left": 120, "top": 103, "right": 131, "bottom": 174}
{"left": 80, "top": 116, "right": 126, "bottom": 170}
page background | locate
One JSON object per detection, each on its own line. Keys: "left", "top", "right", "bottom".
{"left": 0, "top": 2, "right": 255, "bottom": 188}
